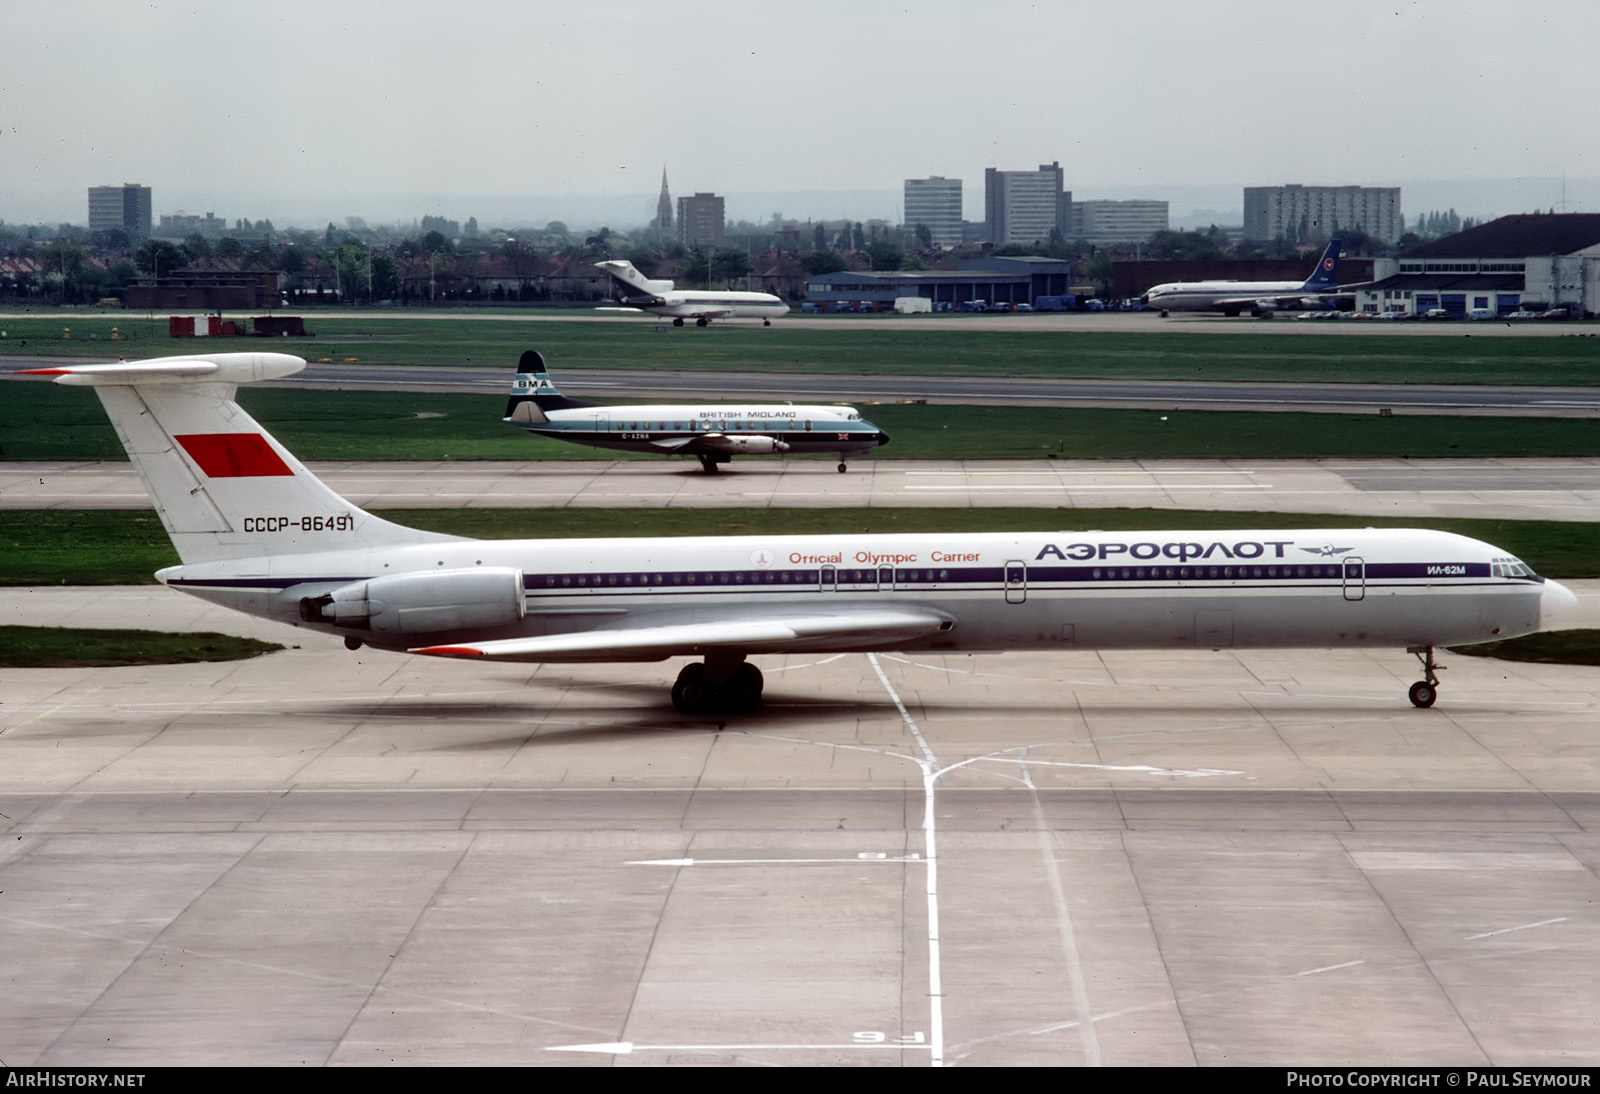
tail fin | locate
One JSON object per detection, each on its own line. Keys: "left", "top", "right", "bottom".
{"left": 594, "top": 259, "right": 675, "bottom": 298}
{"left": 504, "top": 349, "right": 597, "bottom": 425}
{"left": 1302, "top": 238, "right": 1341, "bottom": 290}
{"left": 18, "top": 353, "right": 458, "bottom": 565}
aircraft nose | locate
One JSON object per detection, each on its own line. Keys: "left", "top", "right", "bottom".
{"left": 875, "top": 430, "right": 891, "bottom": 447}
{"left": 1539, "top": 579, "right": 1582, "bottom": 630}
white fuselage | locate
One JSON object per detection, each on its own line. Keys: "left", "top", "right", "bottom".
{"left": 1144, "top": 279, "right": 1310, "bottom": 312}
{"left": 163, "top": 527, "right": 1562, "bottom": 660}
{"left": 516, "top": 402, "right": 886, "bottom": 458}
{"left": 630, "top": 291, "right": 789, "bottom": 321}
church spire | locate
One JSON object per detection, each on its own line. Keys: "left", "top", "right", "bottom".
{"left": 655, "top": 168, "right": 673, "bottom": 244}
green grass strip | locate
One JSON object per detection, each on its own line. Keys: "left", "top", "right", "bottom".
{"left": 0, "top": 625, "right": 281, "bottom": 667}
{"left": 1451, "top": 629, "right": 1600, "bottom": 667}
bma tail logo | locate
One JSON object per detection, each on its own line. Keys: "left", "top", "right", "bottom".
{"left": 1323, "top": 257, "right": 1335, "bottom": 272}
{"left": 512, "top": 374, "right": 556, "bottom": 393}
{"left": 1300, "top": 543, "right": 1354, "bottom": 557}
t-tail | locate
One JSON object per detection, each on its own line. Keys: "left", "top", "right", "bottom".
{"left": 504, "top": 349, "right": 598, "bottom": 425}
{"left": 1301, "top": 238, "right": 1342, "bottom": 290}
{"left": 594, "top": 259, "right": 675, "bottom": 300}
{"left": 16, "top": 353, "right": 457, "bottom": 566}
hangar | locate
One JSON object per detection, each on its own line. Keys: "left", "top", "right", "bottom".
{"left": 806, "top": 256, "right": 1074, "bottom": 310}
{"left": 1358, "top": 213, "right": 1600, "bottom": 317}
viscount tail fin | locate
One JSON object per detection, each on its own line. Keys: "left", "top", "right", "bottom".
{"left": 504, "top": 349, "right": 598, "bottom": 422}
{"left": 16, "top": 353, "right": 458, "bottom": 566}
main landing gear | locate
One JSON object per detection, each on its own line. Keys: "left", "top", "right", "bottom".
{"left": 697, "top": 453, "right": 730, "bottom": 473}
{"left": 672, "top": 317, "right": 684, "bottom": 327}
{"left": 672, "top": 655, "right": 764, "bottom": 715}
{"left": 1406, "top": 645, "right": 1445, "bottom": 708}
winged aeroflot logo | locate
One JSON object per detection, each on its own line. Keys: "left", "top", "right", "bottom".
{"left": 1300, "top": 543, "right": 1354, "bottom": 557}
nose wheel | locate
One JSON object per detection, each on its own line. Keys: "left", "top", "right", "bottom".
{"left": 1406, "top": 645, "right": 1444, "bottom": 707}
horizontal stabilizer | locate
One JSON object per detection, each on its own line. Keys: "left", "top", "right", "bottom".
{"left": 411, "top": 607, "right": 952, "bottom": 662}
{"left": 18, "top": 353, "right": 305, "bottom": 387}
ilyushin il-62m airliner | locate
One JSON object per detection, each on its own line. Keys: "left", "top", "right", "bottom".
{"left": 504, "top": 350, "right": 889, "bottom": 472}
{"left": 16, "top": 353, "right": 1575, "bottom": 716}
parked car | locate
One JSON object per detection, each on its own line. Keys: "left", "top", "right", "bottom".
{"left": 1420, "top": 308, "right": 1453, "bottom": 320}
{"left": 1466, "top": 308, "right": 1498, "bottom": 321}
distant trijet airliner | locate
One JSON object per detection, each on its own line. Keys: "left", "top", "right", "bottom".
{"left": 594, "top": 259, "right": 789, "bottom": 326}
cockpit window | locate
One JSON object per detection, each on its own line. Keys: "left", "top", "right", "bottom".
{"left": 1491, "top": 555, "right": 1541, "bottom": 580}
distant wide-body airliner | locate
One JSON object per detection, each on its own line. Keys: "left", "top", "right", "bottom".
{"left": 594, "top": 259, "right": 789, "bottom": 326}
{"left": 16, "top": 353, "right": 1576, "bottom": 715}
{"left": 503, "top": 350, "right": 888, "bottom": 472}
{"left": 1143, "top": 239, "right": 1346, "bottom": 317}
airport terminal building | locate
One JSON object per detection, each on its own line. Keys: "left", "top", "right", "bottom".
{"left": 1357, "top": 213, "right": 1600, "bottom": 317}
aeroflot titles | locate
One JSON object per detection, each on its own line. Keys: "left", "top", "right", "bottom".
{"left": 1036, "top": 539, "right": 1298, "bottom": 562}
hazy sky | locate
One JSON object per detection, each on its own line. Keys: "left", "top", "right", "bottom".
{"left": 6, "top": 0, "right": 1599, "bottom": 229}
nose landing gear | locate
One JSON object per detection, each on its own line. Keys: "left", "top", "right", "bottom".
{"left": 1406, "top": 645, "right": 1444, "bottom": 708}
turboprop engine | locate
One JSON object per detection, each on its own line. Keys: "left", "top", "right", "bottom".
{"left": 701, "top": 434, "right": 790, "bottom": 455}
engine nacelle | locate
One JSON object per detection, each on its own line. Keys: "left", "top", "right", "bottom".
{"left": 703, "top": 434, "right": 789, "bottom": 455}
{"left": 299, "top": 567, "right": 525, "bottom": 637}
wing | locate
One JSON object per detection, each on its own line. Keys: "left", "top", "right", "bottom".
{"left": 410, "top": 607, "right": 953, "bottom": 663}
{"left": 680, "top": 308, "right": 738, "bottom": 320}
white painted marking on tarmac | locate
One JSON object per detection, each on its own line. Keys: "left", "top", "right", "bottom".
{"left": 981, "top": 757, "right": 1243, "bottom": 779}
{"left": 905, "top": 470, "right": 1262, "bottom": 477}
{"left": 628, "top": 855, "right": 922, "bottom": 866}
{"left": 1294, "top": 960, "right": 1367, "bottom": 977}
{"left": 902, "top": 484, "right": 1273, "bottom": 491}
{"left": 547, "top": 1039, "right": 931, "bottom": 1055}
{"left": 1013, "top": 755, "right": 1103, "bottom": 1067}
{"left": 867, "top": 652, "right": 947, "bottom": 1068}
{"left": 1465, "top": 917, "right": 1568, "bottom": 940}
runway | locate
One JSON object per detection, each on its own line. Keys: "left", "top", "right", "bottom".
{"left": 3, "top": 583, "right": 1598, "bottom": 1066}
{"left": 8, "top": 354, "right": 1599, "bottom": 417}
{"left": 6, "top": 455, "right": 1598, "bottom": 522}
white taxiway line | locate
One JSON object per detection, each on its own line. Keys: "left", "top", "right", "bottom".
{"left": 868, "top": 652, "right": 947, "bottom": 1068}
{"left": 547, "top": 1039, "right": 932, "bottom": 1055}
